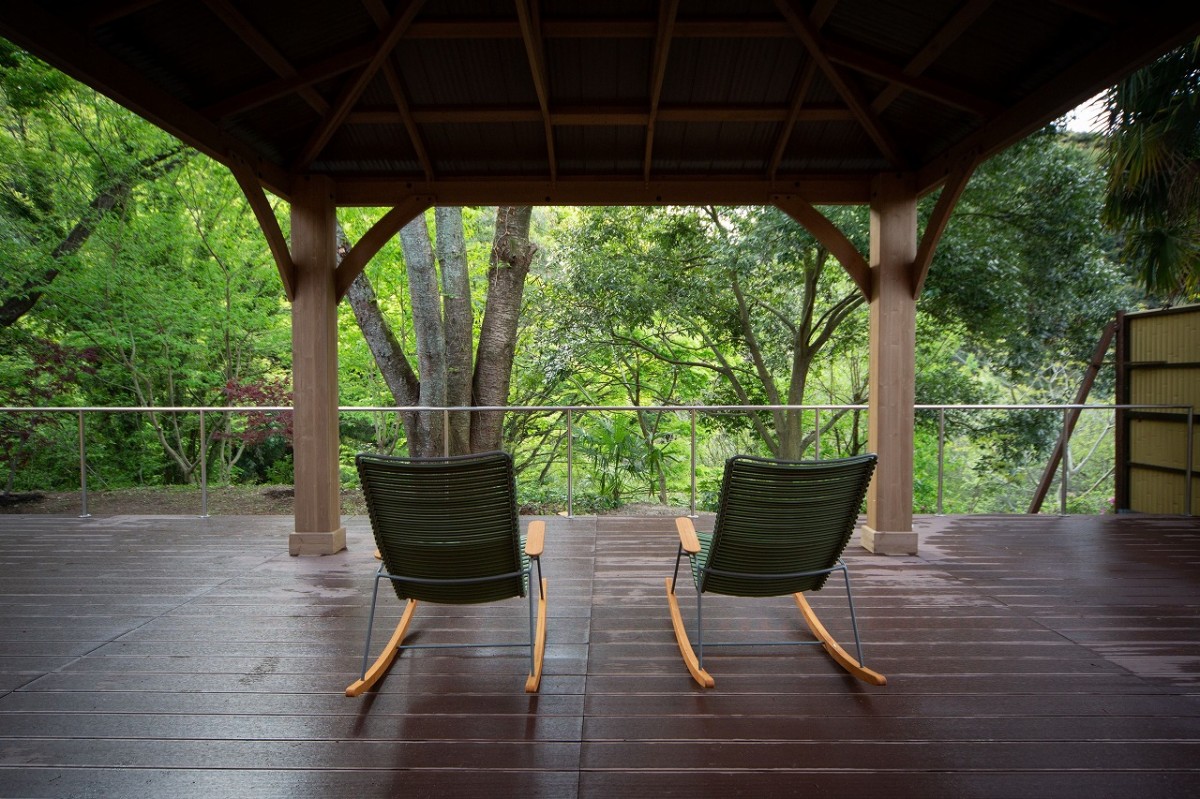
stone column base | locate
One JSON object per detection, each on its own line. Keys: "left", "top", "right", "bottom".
{"left": 860, "top": 525, "right": 918, "bottom": 555}
{"left": 289, "top": 527, "right": 347, "bottom": 556}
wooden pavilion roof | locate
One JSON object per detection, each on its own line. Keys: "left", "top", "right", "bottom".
{"left": 3, "top": 1, "right": 1199, "bottom": 207}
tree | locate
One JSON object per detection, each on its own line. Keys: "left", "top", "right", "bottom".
{"left": 1101, "top": 37, "right": 1200, "bottom": 300}
{"left": 0, "top": 40, "right": 186, "bottom": 327}
{"left": 344, "top": 206, "right": 538, "bottom": 457}
{"left": 548, "top": 204, "right": 868, "bottom": 461}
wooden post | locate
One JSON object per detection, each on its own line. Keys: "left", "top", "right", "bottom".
{"left": 288, "top": 175, "right": 346, "bottom": 555}
{"left": 862, "top": 173, "right": 918, "bottom": 555}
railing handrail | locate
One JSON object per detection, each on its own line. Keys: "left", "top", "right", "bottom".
{"left": 1, "top": 402, "right": 1193, "bottom": 519}
{"left": 0, "top": 402, "right": 1194, "bottom": 412}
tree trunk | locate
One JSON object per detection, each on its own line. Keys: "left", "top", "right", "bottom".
{"left": 345, "top": 271, "right": 421, "bottom": 443}
{"left": 436, "top": 207, "right": 473, "bottom": 454}
{"left": 399, "top": 215, "right": 447, "bottom": 456}
{"left": 471, "top": 206, "right": 537, "bottom": 452}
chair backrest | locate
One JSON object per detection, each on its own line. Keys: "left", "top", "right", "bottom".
{"left": 702, "top": 453, "right": 877, "bottom": 597}
{"left": 356, "top": 450, "right": 524, "bottom": 604}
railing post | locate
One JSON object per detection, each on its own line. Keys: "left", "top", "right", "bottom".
{"left": 1059, "top": 407, "right": 1070, "bottom": 516}
{"left": 442, "top": 409, "right": 450, "bottom": 457}
{"left": 814, "top": 408, "right": 821, "bottom": 459}
{"left": 199, "top": 409, "right": 209, "bottom": 518}
{"left": 937, "top": 407, "right": 945, "bottom": 516}
{"left": 690, "top": 408, "right": 698, "bottom": 517}
{"left": 566, "top": 408, "right": 574, "bottom": 519}
{"left": 77, "top": 410, "right": 90, "bottom": 518}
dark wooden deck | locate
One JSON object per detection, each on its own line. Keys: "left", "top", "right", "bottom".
{"left": 1, "top": 512, "right": 1198, "bottom": 798}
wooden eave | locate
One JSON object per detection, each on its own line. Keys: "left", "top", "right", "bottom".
{"left": 1, "top": 1, "right": 1198, "bottom": 206}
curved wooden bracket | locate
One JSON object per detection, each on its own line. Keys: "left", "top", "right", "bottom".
{"left": 911, "top": 158, "right": 977, "bottom": 299}
{"left": 334, "top": 196, "right": 434, "bottom": 300}
{"left": 774, "top": 195, "right": 872, "bottom": 300}
{"left": 229, "top": 158, "right": 296, "bottom": 300}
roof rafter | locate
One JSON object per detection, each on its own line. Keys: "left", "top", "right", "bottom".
{"left": 345, "top": 103, "right": 854, "bottom": 126}
{"left": 773, "top": 0, "right": 907, "bottom": 169}
{"left": 87, "top": 0, "right": 164, "bottom": 28}
{"left": 201, "top": 0, "right": 329, "bottom": 116}
{"left": 203, "top": 44, "right": 373, "bottom": 119}
{"left": 871, "top": 0, "right": 995, "bottom": 115}
{"left": 515, "top": 0, "right": 557, "bottom": 181}
{"left": 768, "top": 0, "right": 838, "bottom": 181}
{"left": 825, "top": 39, "right": 1000, "bottom": 117}
{"left": 381, "top": 62, "right": 434, "bottom": 182}
{"left": 644, "top": 0, "right": 680, "bottom": 183}
{"left": 293, "top": 0, "right": 425, "bottom": 171}
{"left": 916, "top": 5, "right": 1200, "bottom": 193}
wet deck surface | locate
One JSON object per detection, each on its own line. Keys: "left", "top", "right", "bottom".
{"left": 1, "top": 512, "right": 1198, "bottom": 798}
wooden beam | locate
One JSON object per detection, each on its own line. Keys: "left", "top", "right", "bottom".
{"left": 770, "top": 61, "right": 820, "bottom": 181}
{"left": 0, "top": 4, "right": 294, "bottom": 198}
{"left": 345, "top": 104, "right": 853, "bottom": 126}
{"left": 872, "top": 0, "right": 995, "bottom": 115}
{"left": 229, "top": 158, "right": 297, "bottom": 301}
{"left": 402, "top": 19, "right": 797, "bottom": 39}
{"left": 1046, "top": 0, "right": 1125, "bottom": 25}
{"left": 644, "top": 0, "right": 680, "bottom": 182}
{"left": 863, "top": 172, "right": 918, "bottom": 555}
{"left": 289, "top": 175, "right": 346, "bottom": 555}
{"left": 825, "top": 40, "right": 1000, "bottom": 117}
{"left": 334, "top": 196, "right": 434, "bottom": 300}
{"left": 381, "top": 62, "right": 435, "bottom": 181}
{"left": 767, "top": 1, "right": 842, "bottom": 181}
{"left": 202, "top": 44, "right": 374, "bottom": 120}
{"left": 201, "top": 0, "right": 329, "bottom": 116}
{"left": 87, "top": 0, "right": 163, "bottom": 28}
{"left": 911, "top": 156, "right": 977, "bottom": 298}
{"left": 1028, "top": 320, "right": 1118, "bottom": 513}
{"left": 773, "top": 194, "right": 872, "bottom": 299}
{"left": 515, "top": 0, "right": 558, "bottom": 181}
{"left": 916, "top": 8, "right": 1200, "bottom": 194}
{"left": 773, "top": 0, "right": 907, "bottom": 169}
{"left": 358, "top": 0, "right": 391, "bottom": 29}
{"left": 293, "top": 0, "right": 426, "bottom": 170}
{"left": 335, "top": 175, "right": 874, "bottom": 207}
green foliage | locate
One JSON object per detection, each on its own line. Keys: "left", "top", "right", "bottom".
{"left": 1101, "top": 37, "right": 1200, "bottom": 300}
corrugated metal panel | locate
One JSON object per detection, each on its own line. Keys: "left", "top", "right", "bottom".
{"left": 1125, "top": 305, "right": 1199, "bottom": 514}
{"left": 1129, "top": 468, "right": 1199, "bottom": 515}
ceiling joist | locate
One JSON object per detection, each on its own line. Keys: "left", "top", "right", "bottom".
{"left": 773, "top": 0, "right": 906, "bottom": 169}
{"left": 515, "top": 0, "right": 558, "bottom": 181}
{"left": 871, "top": 0, "right": 995, "bottom": 116}
{"left": 293, "top": 0, "right": 425, "bottom": 171}
{"left": 201, "top": 0, "right": 329, "bottom": 117}
{"left": 644, "top": 0, "right": 680, "bottom": 182}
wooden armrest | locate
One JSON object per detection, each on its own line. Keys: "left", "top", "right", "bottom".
{"left": 525, "top": 520, "right": 546, "bottom": 557}
{"left": 675, "top": 517, "right": 701, "bottom": 555}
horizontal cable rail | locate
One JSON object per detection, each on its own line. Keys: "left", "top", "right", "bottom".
{"left": 1, "top": 403, "right": 1193, "bottom": 519}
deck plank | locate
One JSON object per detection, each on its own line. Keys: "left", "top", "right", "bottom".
{"left": 1, "top": 512, "right": 1198, "bottom": 797}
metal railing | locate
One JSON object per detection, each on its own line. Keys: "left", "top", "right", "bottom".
{"left": 1, "top": 403, "right": 1194, "bottom": 518}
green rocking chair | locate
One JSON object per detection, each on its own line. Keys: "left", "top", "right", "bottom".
{"left": 346, "top": 450, "right": 547, "bottom": 696}
{"left": 667, "top": 453, "right": 885, "bottom": 688}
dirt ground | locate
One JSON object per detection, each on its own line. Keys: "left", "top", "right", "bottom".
{"left": 0, "top": 486, "right": 686, "bottom": 517}
{"left": 0, "top": 485, "right": 368, "bottom": 516}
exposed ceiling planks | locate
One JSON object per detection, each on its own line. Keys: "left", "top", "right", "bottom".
{"left": 2, "top": 0, "right": 1195, "bottom": 206}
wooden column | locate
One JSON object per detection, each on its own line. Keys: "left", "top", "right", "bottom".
{"left": 862, "top": 173, "right": 918, "bottom": 555}
{"left": 288, "top": 175, "right": 346, "bottom": 555}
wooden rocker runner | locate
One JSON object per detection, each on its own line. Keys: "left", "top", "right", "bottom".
{"left": 667, "top": 453, "right": 886, "bottom": 689}
{"left": 346, "top": 451, "right": 547, "bottom": 696}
